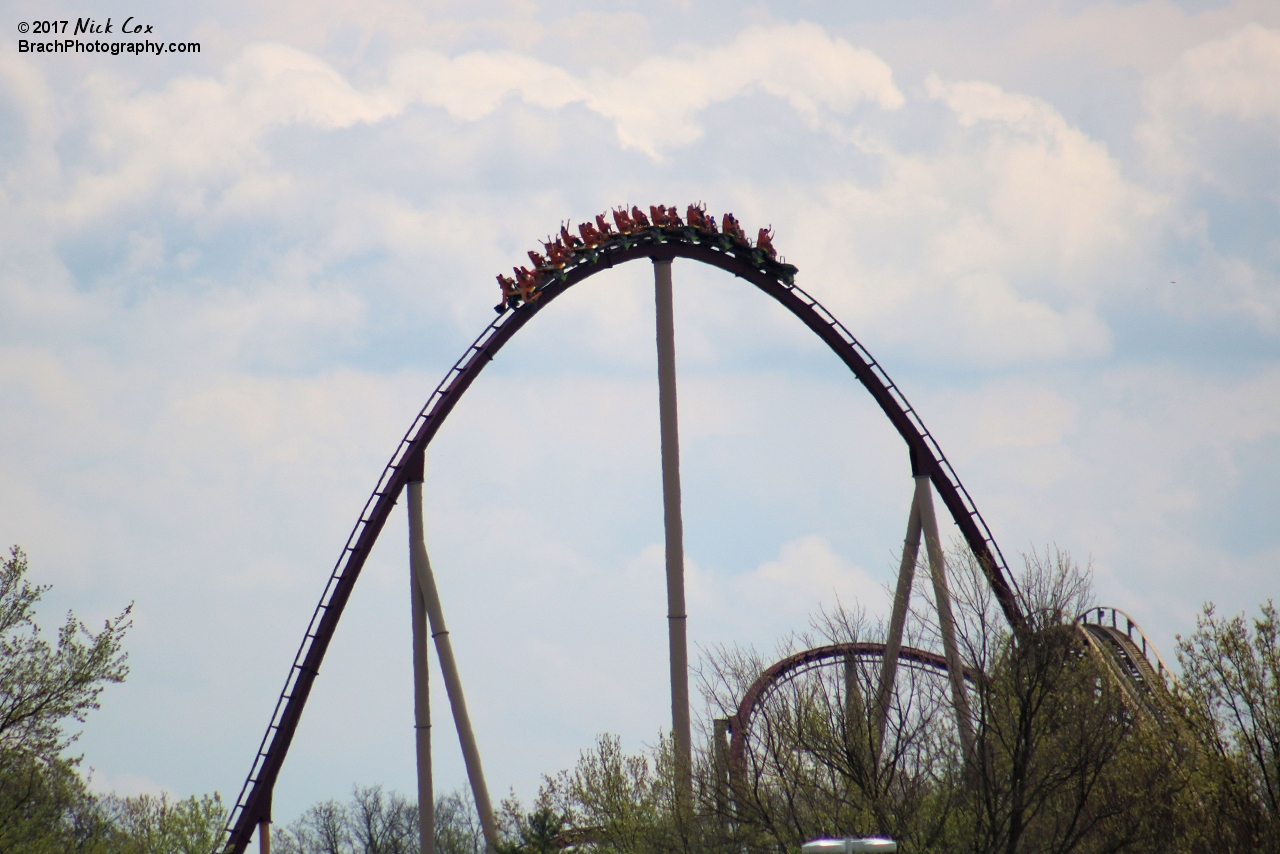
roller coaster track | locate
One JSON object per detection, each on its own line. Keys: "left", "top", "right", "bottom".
{"left": 1077, "top": 607, "right": 1175, "bottom": 723}
{"left": 725, "top": 642, "right": 977, "bottom": 787}
{"left": 725, "top": 616, "right": 1178, "bottom": 792}
{"left": 223, "top": 218, "right": 1037, "bottom": 852}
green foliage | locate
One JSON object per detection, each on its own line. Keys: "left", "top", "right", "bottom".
{"left": 435, "top": 789, "right": 485, "bottom": 854}
{"left": 516, "top": 548, "right": 1247, "bottom": 854}
{"left": 0, "top": 751, "right": 114, "bottom": 853}
{"left": 495, "top": 805, "right": 565, "bottom": 854}
{"left": 518, "top": 734, "right": 674, "bottom": 854}
{"left": 0, "top": 546, "right": 132, "bottom": 758}
{"left": 0, "top": 545, "right": 226, "bottom": 854}
{"left": 273, "top": 552, "right": 1280, "bottom": 854}
{"left": 97, "top": 792, "right": 229, "bottom": 854}
{"left": 1176, "top": 601, "right": 1280, "bottom": 850}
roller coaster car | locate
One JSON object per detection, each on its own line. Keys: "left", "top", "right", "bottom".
{"left": 722, "top": 212, "right": 746, "bottom": 241}
{"left": 613, "top": 207, "right": 635, "bottom": 233}
{"left": 578, "top": 221, "right": 603, "bottom": 247}
{"left": 757, "top": 227, "right": 776, "bottom": 259}
{"left": 501, "top": 205, "right": 789, "bottom": 315}
{"left": 686, "top": 204, "right": 712, "bottom": 231}
{"left": 494, "top": 274, "right": 520, "bottom": 313}
{"left": 649, "top": 204, "right": 682, "bottom": 228}
{"left": 513, "top": 266, "right": 542, "bottom": 303}
{"left": 542, "top": 238, "right": 571, "bottom": 267}
{"left": 560, "top": 224, "right": 582, "bottom": 248}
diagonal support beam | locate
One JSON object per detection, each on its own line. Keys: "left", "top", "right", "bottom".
{"left": 875, "top": 476, "right": 975, "bottom": 759}
{"left": 873, "top": 483, "right": 923, "bottom": 759}
{"left": 917, "top": 477, "right": 976, "bottom": 756}
{"left": 407, "top": 456, "right": 497, "bottom": 854}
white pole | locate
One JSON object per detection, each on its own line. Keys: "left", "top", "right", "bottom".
{"left": 915, "top": 477, "right": 976, "bottom": 756}
{"left": 407, "top": 464, "right": 498, "bottom": 854}
{"left": 874, "top": 489, "right": 923, "bottom": 758}
{"left": 407, "top": 463, "right": 434, "bottom": 854}
{"left": 654, "top": 257, "right": 693, "bottom": 806}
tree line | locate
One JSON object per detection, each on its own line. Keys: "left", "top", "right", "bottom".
{"left": 280, "top": 548, "right": 1280, "bottom": 853}
{"left": 4, "top": 542, "right": 1279, "bottom": 853}
{"left": 486, "top": 548, "right": 1280, "bottom": 854}
{"left": 0, "top": 545, "right": 229, "bottom": 852}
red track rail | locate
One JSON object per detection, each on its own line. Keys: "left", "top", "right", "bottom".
{"left": 724, "top": 641, "right": 978, "bottom": 790}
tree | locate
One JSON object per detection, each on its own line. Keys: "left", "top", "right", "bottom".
{"left": 275, "top": 798, "right": 353, "bottom": 854}
{"left": 945, "top": 546, "right": 1195, "bottom": 854}
{"left": 0, "top": 750, "right": 114, "bottom": 853}
{"left": 695, "top": 606, "right": 958, "bottom": 853}
{"left": 100, "top": 792, "right": 229, "bottom": 854}
{"left": 0, "top": 546, "right": 132, "bottom": 758}
{"left": 526, "top": 734, "right": 673, "bottom": 853}
{"left": 436, "top": 789, "right": 484, "bottom": 854}
{"left": 0, "top": 545, "right": 236, "bottom": 854}
{"left": 496, "top": 804, "right": 565, "bottom": 854}
{"left": 1176, "top": 601, "right": 1280, "bottom": 850}
{"left": 275, "top": 785, "right": 483, "bottom": 854}
{"left": 348, "top": 786, "right": 417, "bottom": 854}
{"left": 0, "top": 545, "right": 132, "bottom": 853}
{"left": 535, "top": 547, "right": 1201, "bottom": 854}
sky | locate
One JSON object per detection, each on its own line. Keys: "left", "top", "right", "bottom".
{"left": 2, "top": 0, "right": 1278, "bottom": 828}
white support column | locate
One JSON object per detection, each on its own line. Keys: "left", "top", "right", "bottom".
{"left": 407, "top": 462, "right": 498, "bottom": 854}
{"left": 873, "top": 487, "right": 923, "bottom": 759}
{"left": 916, "top": 477, "right": 976, "bottom": 756}
{"left": 712, "top": 718, "right": 731, "bottom": 819}
{"left": 654, "top": 257, "right": 693, "bottom": 807}
{"left": 844, "top": 653, "right": 868, "bottom": 767}
{"left": 407, "top": 464, "right": 434, "bottom": 854}
{"left": 875, "top": 476, "right": 974, "bottom": 758}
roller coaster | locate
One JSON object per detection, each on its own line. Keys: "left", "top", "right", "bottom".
{"left": 219, "top": 205, "right": 1173, "bottom": 854}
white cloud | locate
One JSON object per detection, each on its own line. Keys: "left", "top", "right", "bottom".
{"left": 15, "top": 21, "right": 902, "bottom": 228}
{"left": 583, "top": 22, "right": 903, "bottom": 154}
{"left": 1139, "top": 23, "right": 1280, "bottom": 189}
{"left": 388, "top": 49, "right": 586, "bottom": 121}
{"left": 735, "top": 534, "right": 888, "bottom": 620}
{"left": 1147, "top": 23, "right": 1280, "bottom": 125}
{"left": 760, "top": 77, "right": 1161, "bottom": 365}
{"left": 1133, "top": 24, "right": 1280, "bottom": 328}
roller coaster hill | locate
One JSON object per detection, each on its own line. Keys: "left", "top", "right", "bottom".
{"left": 219, "top": 203, "right": 1179, "bottom": 854}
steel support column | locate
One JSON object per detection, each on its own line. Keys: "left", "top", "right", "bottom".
{"left": 916, "top": 476, "right": 975, "bottom": 756}
{"left": 407, "top": 457, "right": 435, "bottom": 854}
{"left": 407, "top": 459, "right": 497, "bottom": 854}
{"left": 875, "top": 476, "right": 974, "bottom": 758}
{"left": 654, "top": 257, "right": 693, "bottom": 807}
{"left": 712, "top": 718, "right": 731, "bottom": 819}
{"left": 873, "top": 488, "right": 923, "bottom": 758}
